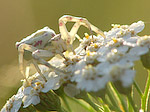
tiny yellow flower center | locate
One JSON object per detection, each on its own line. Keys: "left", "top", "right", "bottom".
{"left": 35, "top": 81, "right": 44, "bottom": 88}
{"left": 111, "top": 24, "right": 121, "bottom": 28}
{"left": 119, "top": 30, "right": 123, "bottom": 35}
{"left": 35, "top": 82, "right": 41, "bottom": 85}
{"left": 94, "top": 43, "right": 98, "bottom": 48}
{"left": 112, "top": 38, "right": 118, "bottom": 43}
{"left": 84, "top": 33, "right": 89, "bottom": 39}
{"left": 86, "top": 51, "right": 91, "bottom": 56}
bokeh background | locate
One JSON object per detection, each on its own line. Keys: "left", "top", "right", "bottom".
{"left": 0, "top": 0, "right": 150, "bottom": 111}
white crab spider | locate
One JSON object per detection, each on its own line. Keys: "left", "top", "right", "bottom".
{"left": 16, "top": 15, "right": 105, "bottom": 81}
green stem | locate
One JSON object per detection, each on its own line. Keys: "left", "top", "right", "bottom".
{"left": 61, "top": 94, "right": 72, "bottom": 112}
{"left": 102, "top": 97, "right": 122, "bottom": 112}
{"left": 127, "top": 86, "right": 134, "bottom": 112}
{"left": 133, "top": 81, "right": 143, "bottom": 97}
{"left": 127, "top": 98, "right": 133, "bottom": 112}
{"left": 141, "top": 70, "right": 150, "bottom": 111}
{"left": 102, "top": 104, "right": 111, "bottom": 112}
{"left": 107, "top": 83, "right": 128, "bottom": 112}
{"left": 66, "top": 96, "right": 95, "bottom": 112}
{"left": 58, "top": 107, "right": 68, "bottom": 112}
{"left": 106, "top": 88, "right": 119, "bottom": 108}
{"left": 82, "top": 95, "right": 103, "bottom": 112}
{"left": 127, "top": 94, "right": 138, "bottom": 112}
{"left": 116, "top": 94, "right": 128, "bottom": 112}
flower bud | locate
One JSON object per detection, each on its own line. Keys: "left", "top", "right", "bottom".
{"left": 141, "top": 50, "right": 150, "bottom": 69}
{"left": 19, "top": 105, "right": 36, "bottom": 112}
{"left": 112, "top": 81, "right": 131, "bottom": 95}
{"left": 34, "top": 90, "right": 61, "bottom": 111}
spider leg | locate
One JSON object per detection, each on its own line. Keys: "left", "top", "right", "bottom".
{"left": 75, "top": 34, "right": 83, "bottom": 42}
{"left": 18, "top": 44, "right": 37, "bottom": 78}
{"left": 32, "top": 59, "right": 47, "bottom": 81}
{"left": 59, "top": 15, "right": 105, "bottom": 45}
{"left": 25, "top": 62, "right": 31, "bottom": 78}
{"left": 32, "top": 50, "right": 69, "bottom": 74}
{"left": 59, "top": 15, "right": 90, "bottom": 44}
{"left": 18, "top": 44, "right": 67, "bottom": 81}
{"left": 18, "top": 44, "right": 49, "bottom": 81}
{"left": 59, "top": 16, "right": 90, "bottom": 54}
{"left": 90, "top": 24, "right": 106, "bottom": 37}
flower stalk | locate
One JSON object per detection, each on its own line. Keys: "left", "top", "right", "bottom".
{"left": 133, "top": 81, "right": 143, "bottom": 97}
{"left": 82, "top": 95, "right": 103, "bottom": 112}
{"left": 141, "top": 70, "right": 150, "bottom": 111}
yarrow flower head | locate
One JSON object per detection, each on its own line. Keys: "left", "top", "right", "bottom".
{"left": 1, "top": 65, "right": 62, "bottom": 111}
{"left": 61, "top": 20, "right": 146, "bottom": 92}
{"left": 22, "top": 66, "right": 61, "bottom": 108}
{"left": 1, "top": 87, "right": 24, "bottom": 112}
{"left": 2, "top": 20, "right": 150, "bottom": 112}
{"left": 56, "top": 20, "right": 150, "bottom": 93}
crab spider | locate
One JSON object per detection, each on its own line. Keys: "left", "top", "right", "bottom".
{"left": 16, "top": 15, "right": 105, "bottom": 81}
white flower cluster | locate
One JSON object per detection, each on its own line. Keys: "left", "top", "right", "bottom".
{"left": 2, "top": 21, "right": 150, "bottom": 111}
{"left": 61, "top": 21, "right": 150, "bottom": 92}
{"left": 1, "top": 87, "right": 23, "bottom": 112}
{"left": 1, "top": 66, "right": 61, "bottom": 111}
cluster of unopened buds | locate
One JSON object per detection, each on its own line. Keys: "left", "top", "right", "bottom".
{"left": 1, "top": 15, "right": 150, "bottom": 112}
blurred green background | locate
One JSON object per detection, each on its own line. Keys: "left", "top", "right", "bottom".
{"left": 0, "top": 0, "right": 149, "bottom": 111}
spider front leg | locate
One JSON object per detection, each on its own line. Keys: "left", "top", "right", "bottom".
{"left": 32, "top": 50, "right": 68, "bottom": 74}
{"left": 18, "top": 44, "right": 37, "bottom": 78}
{"left": 18, "top": 44, "right": 48, "bottom": 81}
{"left": 59, "top": 15, "right": 106, "bottom": 45}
